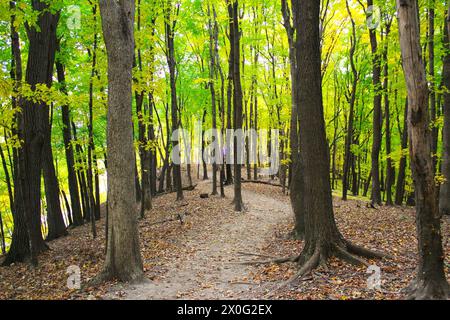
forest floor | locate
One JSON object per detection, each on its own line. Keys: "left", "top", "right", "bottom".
{"left": 103, "top": 180, "right": 292, "bottom": 299}
{"left": 0, "top": 175, "right": 449, "bottom": 300}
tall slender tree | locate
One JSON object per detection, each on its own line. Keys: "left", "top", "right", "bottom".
{"left": 282, "top": 0, "right": 304, "bottom": 239}
{"left": 365, "top": 0, "right": 383, "bottom": 206}
{"left": 396, "top": 0, "right": 449, "bottom": 299}
{"left": 228, "top": 0, "right": 244, "bottom": 211}
{"left": 3, "top": 0, "right": 29, "bottom": 265}
{"left": 55, "top": 57, "right": 83, "bottom": 226}
{"left": 208, "top": 2, "right": 219, "bottom": 196}
{"left": 383, "top": 15, "right": 394, "bottom": 206}
{"left": 342, "top": 0, "right": 358, "bottom": 201}
{"left": 440, "top": 6, "right": 450, "bottom": 216}
{"left": 19, "top": 0, "right": 60, "bottom": 265}
{"left": 428, "top": 0, "right": 438, "bottom": 173}
{"left": 165, "top": 0, "right": 183, "bottom": 201}
{"left": 285, "top": 0, "right": 384, "bottom": 281}
{"left": 97, "top": 0, "right": 144, "bottom": 282}
{"left": 395, "top": 99, "right": 409, "bottom": 205}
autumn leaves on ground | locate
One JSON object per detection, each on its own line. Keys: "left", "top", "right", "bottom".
{"left": 2, "top": 0, "right": 450, "bottom": 302}
{"left": 1, "top": 178, "right": 448, "bottom": 300}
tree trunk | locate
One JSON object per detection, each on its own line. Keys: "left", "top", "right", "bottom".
{"left": 225, "top": 10, "right": 234, "bottom": 186}
{"left": 285, "top": 0, "right": 384, "bottom": 280}
{"left": 87, "top": 5, "right": 99, "bottom": 222}
{"left": 165, "top": 1, "right": 183, "bottom": 201}
{"left": 149, "top": 93, "right": 157, "bottom": 196}
{"left": 42, "top": 127, "right": 67, "bottom": 241}
{"left": 440, "top": 7, "right": 450, "bottom": 216}
{"left": 0, "top": 143, "right": 13, "bottom": 256}
{"left": 395, "top": 100, "right": 409, "bottom": 205}
{"left": 72, "top": 123, "right": 91, "bottom": 220}
{"left": 98, "top": 0, "right": 143, "bottom": 282}
{"left": 383, "top": 21, "right": 394, "bottom": 206}
{"left": 208, "top": 4, "right": 218, "bottom": 196}
{"left": 18, "top": 0, "right": 59, "bottom": 265}
{"left": 55, "top": 60, "right": 83, "bottom": 226}
{"left": 282, "top": 0, "right": 304, "bottom": 239}
{"left": 367, "top": 0, "right": 382, "bottom": 206}
{"left": 135, "top": 1, "right": 152, "bottom": 214}
{"left": 342, "top": 1, "right": 358, "bottom": 201}
{"left": 396, "top": 0, "right": 449, "bottom": 299}
{"left": 428, "top": 1, "right": 439, "bottom": 173}
{"left": 228, "top": 0, "right": 243, "bottom": 211}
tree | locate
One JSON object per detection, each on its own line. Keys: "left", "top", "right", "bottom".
{"left": 281, "top": 0, "right": 304, "bottom": 239}
{"left": 363, "top": 0, "right": 383, "bottom": 206}
{"left": 17, "top": 0, "right": 60, "bottom": 265}
{"left": 55, "top": 56, "right": 83, "bottom": 226}
{"left": 3, "top": 0, "right": 29, "bottom": 265}
{"left": 439, "top": 5, "right": 450, "bottom": 216}
{"left": 428, "top": 0, "right": 438, "bottom": 173}
{"left": 42, "top": 111, "right": 67, "bottom": 240}
{"left": 342, "top": 0, "right": 359, "bottom": 201}
{"left": 395, "top": 99, "right": 409, "bottom": 205}
{"left": 135, "top": 0, "right": 153, "bottom": 214}
{"left": 208, "top": 2, "right": 218, "bottom": 196}
{"left": 283, "top": 0, "right": 384, "bottom": 281}
{"left": 228, "top": 0, "right": 244, "bottom": 211}
{"left": 97, "top": 0, "right": 144, "bottom": 282}
{"left": 396, "top": 0, "right": 450, "bottom": 299}
{"left": 165, "top": 0, "right": 183, "bottom": 201}
{"left": 382, "top": 14, "right": 394, "bottom": 206}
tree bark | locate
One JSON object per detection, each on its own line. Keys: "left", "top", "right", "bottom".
{"left": 225, "top": 32, "right": 234, "bottom": 186}
{"left": 383, "top": 20, "right": 394, "bottom": 206}
{"left": 282, "top": 0, "right": 304, "bottom": 239}
{"left": 367, "top": 0, "right": 382, "bottom": 206}
{"left": 342, "top": 1, "right": 358, "bottom": 201}
{"left": 98, "top": 0, "right": 144, "bottom": 282}
{"left": 428, "top": 1, "right": 438, "bottom": 173}
{"left": 395, "top": 100, "right": 409, "bottom": 205}
{"left": 440, "top": 7, "right": 450, "bottom": 216}
{"left": 208, "top": 4, "right": 218, "bottom": 196}
{"left": 396, "top": 0, "right": 450, "bottom": 299}
{"left": 135, "top": 0, "right": 152, "bottom": 214}
{"left": 17, "top": 0, "right": 60, "bottom": 265}
{"left": 55, "top": 59, "right": 83, "bottom": 226}
{"left": 165, "top": 1, "right": 183, "bottom": 201}
{"left": 42, "top": 126, "right": 67, "bottom": 240}
{"left": 87, "top": 3, "right": 100, "bottom": 222}
{"left": 283, "top": 0, "right": 385, "bottom": 280}
{"left": 228, "top": 0, "right": 244, "bottom": 211}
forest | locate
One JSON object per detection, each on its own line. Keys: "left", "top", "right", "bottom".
{"left": 0, "top": 0, "right": 449, "bottom": 301}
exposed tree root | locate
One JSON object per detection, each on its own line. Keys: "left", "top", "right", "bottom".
{"left": 334, "top": 244, "right": 369, "bottom": 267}
{"left": 256, "top": 239, "right": 391, "bottom": 293}
{"left": 241, "top": 180, "right": 283, "bottom": 188}
{"left": 346, "top": 241, "right": 393, "bottom": 259}
{"left": 402, "top": 278, "right": 450, "bottom": 300}
{"left": 237, "top": 255, "right": 299, "bottom": 265}
{"left": 236, "top": 251, "right": 280, "bottom": 259}
{"left": 87, "top": 268, "right": 146, "bottom": 288}
{"left": 290, "top": 247, "right": 321, "bottom": 281}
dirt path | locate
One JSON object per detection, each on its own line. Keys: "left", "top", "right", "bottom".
{"left": 104, "top": 181, "right": 292, "bottom": 300}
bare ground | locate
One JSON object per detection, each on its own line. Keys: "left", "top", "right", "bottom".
{"left": 1, "top": 172, "right": 448, "bottom": 300}
{"left": 104, "top": 180, "right": 292, "bottom": 300}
